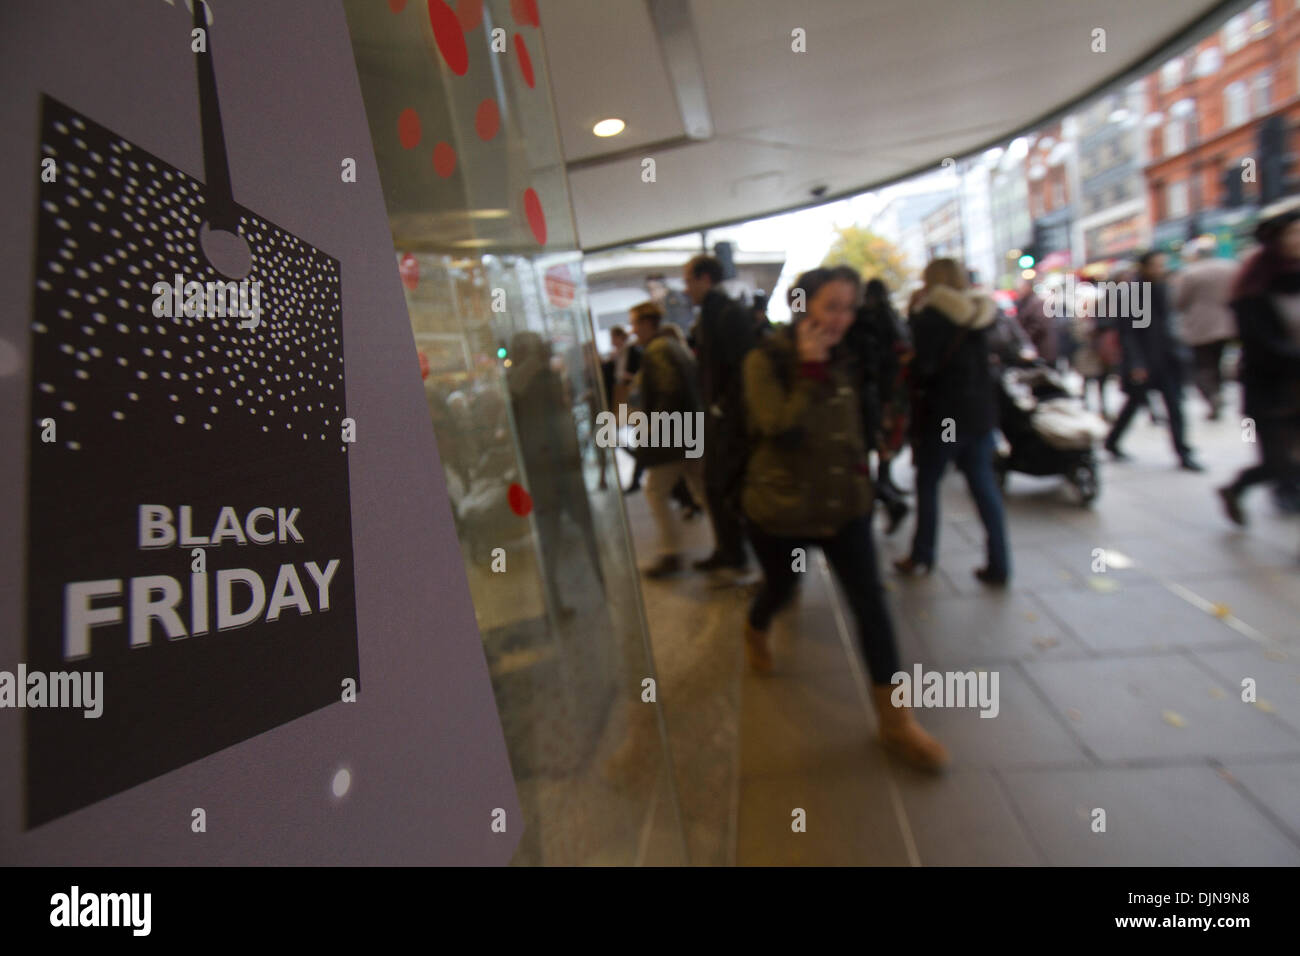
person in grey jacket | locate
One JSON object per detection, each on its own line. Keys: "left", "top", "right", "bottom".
{"left": 1174, "top": 239, "right": 1240, "bottom": 420}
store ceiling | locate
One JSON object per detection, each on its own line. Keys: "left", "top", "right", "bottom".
{"left": 540, "top": 0, "right": 1235, "bottom": 250}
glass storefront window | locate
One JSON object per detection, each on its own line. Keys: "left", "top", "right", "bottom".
{"left": 341, "top": 0, "right": 685, "bottom": 865}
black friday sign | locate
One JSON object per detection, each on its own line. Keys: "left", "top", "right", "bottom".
{"left": 24, "top": 2, "right": 358, "bottom": 828}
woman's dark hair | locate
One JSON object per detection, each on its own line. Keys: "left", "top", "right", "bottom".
{"left": 788, "top": 266, "right": 860, "bottom": 315}
{"left": 864, "top": 277, "right": 888, "bottom": 301}
{"left": 1136, "top": 249, "right": 1164, "bottom": 269}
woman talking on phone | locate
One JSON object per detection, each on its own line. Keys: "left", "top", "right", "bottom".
{"left": 739, "top": 267, "right": 948, "bottom": 771}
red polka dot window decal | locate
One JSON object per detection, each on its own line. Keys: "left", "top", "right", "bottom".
{"left": 475, "top": 99, "right": 500, "bottom": 140}
{"left": 510, "top": 0, "right": 540, "bottom": 28}
{"left": 523, "top": 188, "right": 546, "bottom": 245}
{"left": 508, "top": 483, "right": 533, "bottom": 516}
{"left": 456, "top": 0, "right": 483, "bottom": 30}
{"left": 515, "top": 34, "right": 535, "bottom": 88}
{"left": 428, "top": 0, "right": 469, "bottom": 76}
{"left": 398, "top": 108, "right": 421, "bottom": 149}
{"left": 432, "top": 141, "right": 457, "bottom": 178}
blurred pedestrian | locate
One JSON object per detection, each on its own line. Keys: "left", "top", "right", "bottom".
{"left": 897, "top": 258, "right": 1010, "bottom": 585}
{"left": 658, "top": 324, "right": 704, "bottom": 518}
{"left": 1072, "top": 277, "right": 1122, "bottom": 420}
{"left": 740, "top": 266, "right": 948, "bottom": 771}
{"left": 1175, "top": 238, "right": 1240, "bottom": 421}
{"left": 1104, "top": 251, "right": 1203, "bottom": 471}
{"left": 847, "top": 277, "right": 911, "bottom": 534}
{"left": 683, "top": 254, "right": 755, "bottom": 574}
{"left": 1216, "top": 201, "right": 1300, "bottom": 526}
{"left": 1016, "top": 279, "right": 1058, "bottom": 367}
{"left": 629, "top": 302, "right": 708, "bottom": 578}
{"left": 607, "top": 324, "right": 642, "bottom": 409}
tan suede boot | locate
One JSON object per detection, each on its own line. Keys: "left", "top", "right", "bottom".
{"left": 871, "top": 685, "right": 949, "bottom": 771}
{"left": 744, "top": 623, "right": 774, "bottom": 674}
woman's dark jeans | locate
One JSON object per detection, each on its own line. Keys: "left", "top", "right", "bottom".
{"left": 747, "top": 513, "right": 901, "bottom": 684}
{"left": 910, "top": 429, "right": 1010, "bottom": 578}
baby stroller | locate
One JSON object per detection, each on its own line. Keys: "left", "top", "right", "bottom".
{"left": 994, "top": 362, "right": 1108, "bottom": 505}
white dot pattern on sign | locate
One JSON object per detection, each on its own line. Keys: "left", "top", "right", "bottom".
{"left": 31, "top": 99, "right": 346, "bottom": 452}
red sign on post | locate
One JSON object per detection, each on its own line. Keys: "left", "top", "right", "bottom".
{"left": 544, "top": 264, "right": 575, "bottom": 308}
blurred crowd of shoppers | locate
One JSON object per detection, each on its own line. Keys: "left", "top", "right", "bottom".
{"left": 998, "top": 199, "right": 1300, "bottom": 517}
{"left": 590, "top": 199, "right": 1300, "bottom": 773}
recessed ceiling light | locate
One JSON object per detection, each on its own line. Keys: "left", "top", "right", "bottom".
{"left": 593, "top": 118, "right": 625, "bottom": 137}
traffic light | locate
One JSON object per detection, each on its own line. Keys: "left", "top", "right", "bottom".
{"left": 1018, "top": 253, "right": 1036, "bottom": 269}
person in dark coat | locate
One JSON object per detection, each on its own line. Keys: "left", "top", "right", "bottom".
{"left": 683, "top": 254, "right": 755, "bottom": 573}
{"left": 1216, "top": 202, "right": 1300, "bottom": 526}
{"left": 1103, "top": 251, "right": 1204, "bottom": 471}
{"left": 604, "top": 325, "right": 642, "bottom": 406}
{"left": 845, "top": 278, "right": 911, "bottom": 534}
{"left": 896, "top": 258, "right": 1010, "bottom": 585}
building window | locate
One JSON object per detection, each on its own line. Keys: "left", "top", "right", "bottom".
{"left": 1196, "top": 46, "right": 1222, "bottom": 77}
{"left": 1253, "top": 69, "right": 1272, "bottom": 116}
{"left": 1160, "top": 58, "right": 1183, "bottom": 92}
{"left": 1223, "top": 13, "right": 1248, "bottom": 53}
{"left": 1225, "top": 81, "right": 1250, "bottom": 128}
{"left": 1249, "top": 0, "right": 1272, "bottom": 37}
{"left": 1167, "top": 181, "right": 1189, "bottom": 219}
{"left": 1163, "top": 118, "right": 1185, "bottom": 156}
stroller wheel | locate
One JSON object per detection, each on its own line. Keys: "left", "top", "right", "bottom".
{"left": 1070, "top": 461, "right": 1100, "bottom": 505}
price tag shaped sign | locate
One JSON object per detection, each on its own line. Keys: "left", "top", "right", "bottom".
{"left": 24, "top": 1, "right": 358, "bottom": 828}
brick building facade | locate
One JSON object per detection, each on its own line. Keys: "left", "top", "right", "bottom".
{"left": 1145, "top": 0, "right": 1300, "bottom": 255}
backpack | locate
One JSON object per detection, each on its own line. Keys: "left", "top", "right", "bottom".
{"left": 633, "top": 336, "right": 702, "bottom": 468}
{"left": 720, "top": 332, "right": 796, "bottom": 512}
